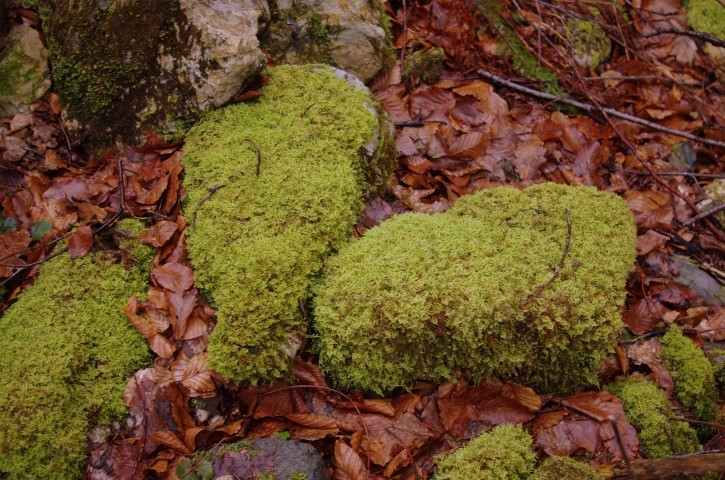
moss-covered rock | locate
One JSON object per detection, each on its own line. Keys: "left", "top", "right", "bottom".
{"left": 405, "top": 47, "right": 446, "bottom": 84}
{"left": 183, "top": 65, "right": 395, "bottom": 385}
{"left": 685, "top": 0, "right": 725, "bottom": 39}
{"left": 530, "top": 456, "right": 602, "bottom": 480}
{"left": 0, "top": 219, "right": 153, "bottom": 479}
{"left": 434, "top": 424, "right": 536, "bottom": 480}
{"left": 565, "top": 19, "right": 611, "bottom": 71}
{"left": 661, "top": 325, "right": 716, "bottom": 424}
{"left": 314, "top": 183, "right": 636, "bottom": 393}
{"left": 0, "top": 24, "right": 50, "bottom": 115}
{"left": 606, "top": 377, "right": 700, "bottom": 458}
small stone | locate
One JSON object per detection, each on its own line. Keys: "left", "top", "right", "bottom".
{"left": 0, "top": 25, "right": 51, "bottom": 116}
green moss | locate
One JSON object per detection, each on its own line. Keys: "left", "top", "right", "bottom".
{"left": 0, "top": 220, "right": 153, "bottom": 479}
{"left": 565, "top": 19, "right": 611, "bottom": 70}
{"left": 314, "top": 183, "right": 636, "bottom": 394}
{"left": 661, "top": 325, "right": 716, "bottom": 425}
{"left": 685, "top": 0, "right": 725, "bottom": 39}
{"left": 606, "top": 377, "right": 700, "bottom": 458}
{"left": 405, "top": 47, "right": 446, "bottom": 84}
{"left": 530, "top": 456, "right": 602, "bottom": 480}
{"left": 183, "top": 65, "right": 395, "bottom": 385}
{"left": 434, "top": 424, "right": 536, "bottom": 480}
{"left": 476, "top": 0, "right": 564, "bottom": 96}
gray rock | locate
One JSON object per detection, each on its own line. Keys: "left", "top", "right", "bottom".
{"left": 42, "top": 0, "right": 269, "bottom": 148}
{"left": 251, "top": 438, "right": 329, "bottom": 480}
{"left": 0, "top": 25, "right": 51, "bottom": 116}
{"left": 261, "top": 0, "right": 392, "bottom": 83}
{"left": 670, "top": 255, "right": 725, "bottom": 306}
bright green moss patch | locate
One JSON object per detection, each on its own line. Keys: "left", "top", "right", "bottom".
{"left": 661, "top": 325, "right": 716, "bottom": 423}
{"left": 183, "top": 65, "right": 395, "bottom": 385}
{"left": 606, "top": 377, "right": 700, "bottom": 458}
{"left": 314, "top": 183, "right": 636, "bottom": 394}
{"left": 530, "top": 456, "right": 602, "bottom": 480}
{"left": 0, "top": 221, "right": 153, "bottom": 479}
{"left": 685, "top": 0, "right": 725, "bottom": 39}
{"left": 434, "top": 424, "right": 536, "bottom": 480}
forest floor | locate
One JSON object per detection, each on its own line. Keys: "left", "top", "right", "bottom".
{"left": 1, "top": 0, "right": 724, "bottom": 478}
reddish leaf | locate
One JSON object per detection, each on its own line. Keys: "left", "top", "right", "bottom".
{"left": 152, "top": 263, "right": 194, "bottom": 292}
{"left": 67, "top": 225, "right": 93, "bottom": 259}
{"left": 139, "top": 221, "right": 178, "bottom": 247}
{"left": 334, "top": 441, "right": 366, "bottom": 480}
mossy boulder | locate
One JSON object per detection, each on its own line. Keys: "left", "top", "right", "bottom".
{"left": 0, "top": 24, "right": 50, "bottom": 115}
{"left": 33, "top": 0, "right": 269, "bottom": 148}
{"left": 0, "top": 219, "right": 153, "bottom": 479}
{"left": 314, "top": 183, "right": 636, "bottom": 393}
{"left": 183, "top": 65, "right": 395, "bottom": 385}
{"left": 434, "top": 424, "right": 536, "bottom": 480}
{"left": 606, "top": 377, "right": 700, "bottom": 458}
{"left": 661, "top": 325, "right": 716, "bottom": 424}
{"left": 685, "top": 0, "right": 725, "bottom": 39}
{"left": 530, "top": 456, "right": 603, "bottom": 480}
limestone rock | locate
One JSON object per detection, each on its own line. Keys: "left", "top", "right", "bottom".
{"left": 41, "top": 0, "right": 269, "bottom": 148}
{"left": 0, "top": 25, "right": 50, "bottom": 116}
{"left": 261, "top": 0, "right": 393, "bottom": 83}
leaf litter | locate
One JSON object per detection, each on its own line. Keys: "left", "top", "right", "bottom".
{"left": 1, "top": 0, "right": 725, "bottom": 477}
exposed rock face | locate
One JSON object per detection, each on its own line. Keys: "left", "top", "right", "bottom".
{"left": 261, "top": 0, "right": 392, "bottom": 83}
{"left": 0, "top": 25, "right": 50, "bottom": 116}
{"left": 42, "top": 0, "right": 269, "bottom": 148}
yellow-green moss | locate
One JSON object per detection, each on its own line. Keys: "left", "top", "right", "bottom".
{"left": 434, "top": 424, "right": 536, "bottom": 480}
{"left": 0, "top": 220, "right": 153, "bottom": 479}
{"left": 530, "top": 456, "right": 603, "bottom": 480}
{"left": 405, "top": 47, "right": 446, "bottom": 84}
{"left": 565, "top": 19, "right": 611, "bottom": 70}
{"left": 661, "top": 325, "right": 716, "bottom": 423}
{"left": 314, "top": 183, "right": 636, "bottom": 394}
{"left": 685, "top": 0, "right": 725, "bottom": 39}
{"left": 606, "top": 377, "right": 700, "bottom": 458}
{"left": 183, "top": 65, "right": 395, "bottom": 385}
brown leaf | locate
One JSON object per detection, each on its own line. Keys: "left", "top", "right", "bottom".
{"left": 67, "top": 225, "right": 93, "bottom": 259}
{"left": 150, "top": 431, "right": 192, "bottom": 456}
{"left": 139, "top": 221, "right": 178, "bottom": 247}
{"left": 636, "top": 230, "right": 669, "bottom": 255}
{"left": 334, "top": 441, "right": 366, "bottom": 480}
{"left": 286, "top": 413, "right": 338, "bottom": 429}
{"left": 360, "top": 198, "right": 394, "bottom": 229}
{"left": 0, "top": 230, "right": 31, "bottom": 276}
{"left": 152, "top": 263, "right": 194, "bottom": 292}
{"left": 624, "top": 190, "right": 674, "bottom": 231}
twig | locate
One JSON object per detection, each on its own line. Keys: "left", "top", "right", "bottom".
{"left": 245, "top": 138, "right": 262, "bottom": 177}
{"left": 196, "top": 185, "right": 224, "bottom": 208}
{"left": 624, "top": 169, "right": 725, "bottom": 180}
{"left": 301, "top": 103, "right": 316, "bottom": 117}
{"left": 610, "top": 417, "right": 636, "bottom": 479}
{"left": 477, "top": 70, "right": 725, "bottom": 149}
{"left": 669, "top": 416, "right": 725, "bottom": 429}
{"left": 643, "top": 29, "right": 725, "bottom": 48}
{"left": 522, "top": 209, "right": 571, "bottom": 307}
{"left": 394, "top": 119, "right": 425, "bottom": 128}
{"left": 0, "top": 153, "right": 126, "bottom": 278}
{"left": 618, "top": 326, "right": 668, "bottom": 345}
{"left": 683, "top": 203, "right": 725, "bottom": 227}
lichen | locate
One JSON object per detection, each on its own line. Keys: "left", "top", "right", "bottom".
{"left": 434, "top": 424, "right": 536, "bottom": 480}
{"left": 661, "top": 325, "right": 716, "bottom": 425}
{"left": 0, "top": 220, "right": 153, "bottom": 479}
{"left": 530, "top": 456, "right": 603, "bottom": 480}
{"left": 314, "top": 183, "right": 637, "bottom": 394}
{"left": 606, "top": 377, "right": 700, "bottom": 458}
{"left": 405, "top": 47, "right": 446, "bottom": 84}
{"left": 183, "top": 65, "right": 395, "bottom": 385}
{"left": 685, "top": 0, "right": 725, "bottom": 39}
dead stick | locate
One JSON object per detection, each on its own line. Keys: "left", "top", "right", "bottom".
{"left": 643, "top": 29, "right": 725, "bottom": 48}
{"left": 597, "top": 452, "right": 725, "bottom": 479}
{"left": 683, "top": 203, "right": 725, "bottom": 227}
{"left": 610, "top": 417, "right": 636, "bottom": 479}
{"left": 477, "top": 70, "right": 725, "bottom": 149}
{"left": 245, "top": 138, "right": 262, "bottom": 177}
{"left": 669, "top": 416, "right": 725, "bottom": 429}
{"left": 522, "top": 209, "right": 571, "bottom": 306}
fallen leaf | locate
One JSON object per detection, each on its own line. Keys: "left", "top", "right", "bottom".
{"left": 334, "top": 441, "right": 366, "bottom": 480}
{"left": 152, "top": 263, "right": 194, "bottom": 292}
{"left": 67, "top": 225, "right": 93, "bottom": 259}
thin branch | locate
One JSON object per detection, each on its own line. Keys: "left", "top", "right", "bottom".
{"left": 624, "top": 169, "right": 725, "bottom": 180}
{"left": 669, "top": 416, "right": 725, "bottom": 429}
{"left": 477, "top": 70, "right": 725, "bottom": 149}
{"left": 522, "top": 209, "right": 571, "bottom": 307}
{"left": 643, "top": 29, "right": 725, "bottom": 48}
{"left": 609, "top": 417, "right": 636, "bottom": 479}
{"left": 683, "top": 203, "right": 725, "bottom": 227}
{"left": 245, "top": 138, "right": 262, "bottom": 177}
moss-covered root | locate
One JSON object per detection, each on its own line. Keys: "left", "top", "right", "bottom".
{"left": 434, "top": 424, "right": 536, "bottom": 480}
{"left": 530, "top": 456, "right": 603, "bottom": 480}
{"left": 0, "top": 220, "right": 153, "bottom": 479}
{"left": 606, "top": 377, "right": 700, "bottom": 459}
{"left": 661, "top": 325, "right": 716, "bottom": 423}
{"left": 314, "top": 183, "right": 636, "bottom": 394}
{"left": 183, "top": 65, "right": 395, "bottom": 385}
